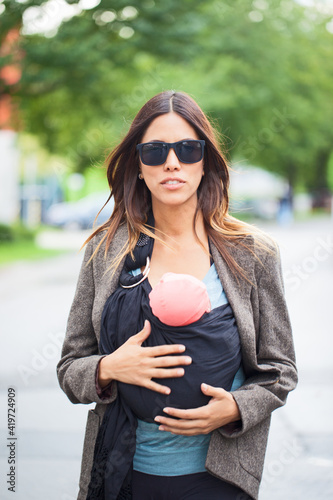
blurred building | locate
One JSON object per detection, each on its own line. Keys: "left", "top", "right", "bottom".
{"left": 0, "top": 29, "right": 21, "bottom": 224}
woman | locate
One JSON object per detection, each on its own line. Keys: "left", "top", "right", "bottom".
{"left": 57, "top": 90, "right": 297, "bottom": 500}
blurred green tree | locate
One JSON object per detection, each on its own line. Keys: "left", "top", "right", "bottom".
{"left": 1, "top": 0, "right": 204, "bottom": 170}
{"left": 192, "top": 0, "right": 333, "bottom": 190}
{"left": 0, "top": 0, "right": 332, "bottom": 191}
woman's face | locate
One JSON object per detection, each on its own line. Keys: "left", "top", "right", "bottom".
{"left": 139, "top": 113, "right": 204, "bottom": 212}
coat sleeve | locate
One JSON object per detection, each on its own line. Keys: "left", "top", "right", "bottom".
{"left": 56, "top": 239, "right": 117, "bottom": 405}
{"left": 219, "top": 245, "right": 298, "bottom": 437}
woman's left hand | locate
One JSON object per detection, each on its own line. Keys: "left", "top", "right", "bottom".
{"left": 154, "top": 383, "right": 241, "bottom": 435}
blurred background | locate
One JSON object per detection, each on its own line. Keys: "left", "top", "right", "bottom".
{"left": 0, "top": 0, "right": 332, "bottom": 498}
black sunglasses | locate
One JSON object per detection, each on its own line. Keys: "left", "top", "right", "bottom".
{"left": 136, "top": 140, "right": 205, "bottom": 166}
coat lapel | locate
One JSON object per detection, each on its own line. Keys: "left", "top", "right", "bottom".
{"left": 210, "top": 240, "right": 258, "bottom": 369}
{"left": 93, "top": 223, "right": 129, "bottom": 342}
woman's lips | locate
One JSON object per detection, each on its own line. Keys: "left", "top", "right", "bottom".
{"left": 161, "top": 178, "right": 185, "bottom": 190}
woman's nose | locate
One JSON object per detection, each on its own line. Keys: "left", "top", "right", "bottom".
{"left": 164, "top": 147, "right": 181, "bottom": 170}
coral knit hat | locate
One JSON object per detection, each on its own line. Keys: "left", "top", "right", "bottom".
{"left": 148, "top": 272, "right": 211, "bottom": 327}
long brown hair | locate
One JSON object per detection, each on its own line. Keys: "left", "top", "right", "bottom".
{"left": 84, "top": 90, "right": 273, "bottom": 280}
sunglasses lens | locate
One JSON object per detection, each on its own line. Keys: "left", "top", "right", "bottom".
{"left": 139, "top": 140, "right": 204, "bottom": 165}
{"left": 176, "top": 141, "right": 203, "bottom": 163}
{"left": 141, "top": 143, "right": 167, "bottom": 165}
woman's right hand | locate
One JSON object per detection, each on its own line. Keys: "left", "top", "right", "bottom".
{"left": 98, "top": 320, "right": 192, "bottom": 394}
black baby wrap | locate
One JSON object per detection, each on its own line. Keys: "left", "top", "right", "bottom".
{"left": 87, "top": 231, "right": 241, "bottom": 500}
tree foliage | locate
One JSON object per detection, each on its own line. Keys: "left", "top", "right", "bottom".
{"left": 1, "top": 0, "right": 332, "bottom": 190}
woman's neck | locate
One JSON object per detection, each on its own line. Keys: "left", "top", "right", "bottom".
{"left": 152, "top": 204, "right": 206, "bottom": 243}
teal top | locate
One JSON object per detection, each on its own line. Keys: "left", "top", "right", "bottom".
{"left": 130, "top": 263, "right": 246, "bottom": 476}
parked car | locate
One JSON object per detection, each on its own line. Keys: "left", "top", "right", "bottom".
{"left": 229, "top": 165, "right": 286, "bottom": 220}
{"left": 45, "top": 192, "right": 114, "bottom": 229}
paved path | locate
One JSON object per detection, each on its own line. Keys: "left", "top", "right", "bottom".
{"left": 259, "top": 217, "right": 333, "bottom": 499}
{"left": 0, "top": 217, "right": 332, "bottom": 499}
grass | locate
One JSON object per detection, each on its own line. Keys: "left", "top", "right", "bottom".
{"left": 0, "top": 239, "right": 66, "bottom": 267}
{"left": 229, "top": 211, "right": 258, "bottom": 223}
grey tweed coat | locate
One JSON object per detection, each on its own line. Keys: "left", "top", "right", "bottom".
{"left": 57, "top": 223, "right": 297, "bottom": 500}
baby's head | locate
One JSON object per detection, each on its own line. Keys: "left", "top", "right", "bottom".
{"left": 149, "top": 273, "right": 211, "bottom": 326}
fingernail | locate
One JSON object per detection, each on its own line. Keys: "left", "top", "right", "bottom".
{"left": 179, "top": 345, "right": 186, "bottom": 351}
{"left": 154, "top": 417, "right": 160, "bottom": 423}
{"left": 202, "top": 383, "right": 208, "bottom": 390}
{"left": 177, "top": 368, "right": 184, "bottom": 375}
{"left": 159, "top": 426, "right": 165, "bottom": 431}
{"left": 163, "top": 408, "right": 169, "bottom": 414}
